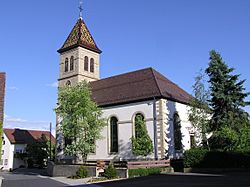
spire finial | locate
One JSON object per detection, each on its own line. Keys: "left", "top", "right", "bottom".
{"left": 79, "top": 0, "right": 83, "bottom": 19}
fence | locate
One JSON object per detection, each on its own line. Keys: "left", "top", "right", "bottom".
{"left": 127, "top": 160, "right": 170, "bottom": 169}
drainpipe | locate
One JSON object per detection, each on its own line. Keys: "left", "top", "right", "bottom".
{"left": 153, "top": 97, "right": 158, "bottom": 160}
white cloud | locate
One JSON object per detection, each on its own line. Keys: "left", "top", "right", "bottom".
{"left": 8, "top": 86, "right": 19, "bottom": 90}
{"left": 46, "top": 82, "right": 58, "bottom": 88}
{"left": 3, "top": 114, "right": 56, "bottom": 136}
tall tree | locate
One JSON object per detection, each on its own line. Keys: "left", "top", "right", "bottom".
{"left": 55, "top": 81, "right": 106, "bottom": 163}
{"left": 188, "top": 69, "right": 210, "bottom": 148}
{"left": 206, "top": 50, "right": 250, "bottom": 132}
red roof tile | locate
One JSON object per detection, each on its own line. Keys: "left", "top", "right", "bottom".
{"left": 3, "top": 128, "right": 56, "bottom": 145}
{"left": 58, "top": 18, "right": 101, "bottom": 54}
{"left": 90, "top": 68, "right": 192, "bottom": 107}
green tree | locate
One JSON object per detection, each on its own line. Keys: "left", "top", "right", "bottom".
{"left": 55, "top": 81, "right": 106, "bottom": 162}
{"left": 205, "top": 50, "right": 250, "bottom": 150}
{"left": 131, "top": 114, "right": 153, "bottom": 156}
{"left": 206, "top": 50, "right": 250, "bottom": 132}
{"left": 26, "top": 135, "right": 49, "bottom": 168}
{"left": 188, "top": 69, "right": 210, "bottom": 149}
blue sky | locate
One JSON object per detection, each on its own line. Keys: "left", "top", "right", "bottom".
{"left": 0, "top": 0, "right": 250, "bottom": 134}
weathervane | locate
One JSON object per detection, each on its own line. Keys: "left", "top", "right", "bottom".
{"left": 79, "top": 0, "right": 83, "bottom": 18}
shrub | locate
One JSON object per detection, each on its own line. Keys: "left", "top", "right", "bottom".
{"left": 128, "top": 167, "right": 161, "bottom": 178}
{"left": 183, "top": 148, "right": 208, "bottom": 168}
{"left": 76, "top": 165, "right": 88, "bottom": 178}
{"left": 104, "top": 163, "right": 117, "bottom": 179}
{"left": 131, "top": 114, "right": 153, "bottom": 156}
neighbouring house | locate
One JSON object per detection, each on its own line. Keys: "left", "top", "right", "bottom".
{"left": 56, "top": 15, "right": 197, "bottom": 163}
{"left": 1, "top": 128, "right": 55, "bottom": 170}
{"left": 0, "top": 72, "right": 5, "bottom": 124}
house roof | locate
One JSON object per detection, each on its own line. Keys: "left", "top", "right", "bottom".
{"left": 90, "top": 68, "right": 192, "bottom": 107}
{"left": 3, "top": 128, "right": 56, "bottom": 145}
{"left": 58, "top": 18, "right": 101, "bottom": 54}
{"left": 0, "top": 72, "right": 5, "bottom": 123}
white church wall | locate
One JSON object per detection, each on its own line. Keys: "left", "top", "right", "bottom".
{"left": 87, "top": 100, "right": 155, "bottom": 161}
{"left": 164, "top": 100, "right": 193, "bottom": 159}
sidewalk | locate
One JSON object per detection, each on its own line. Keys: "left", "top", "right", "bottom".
{"left": 51, "top": 176, "right": 92, "bottom": 186}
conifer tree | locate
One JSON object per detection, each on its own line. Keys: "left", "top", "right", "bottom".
{"left": 206, "top": 50, "right": 250, "bottom": 133}
{"left": 131, "top": 114, "right": 153, "bottom": 157}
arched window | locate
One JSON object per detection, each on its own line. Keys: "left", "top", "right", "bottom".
{"left": 84, "top": 56, "right": 89, "bottom": 71}
{"left": 70, "top": 56, "right": 74, "bottom": 71}
{"left": 65, "top": 80, "right": 71, "bottom": 86}
{"left": 90, "top": 58, "right": 94, "bottom": 73}
{"left": 110, "top": 117, "right": 118, "bottom": 153}
{"left": 134, "top": 113, "right": 144, "bottom": 139}
{"left": 173, "top": 113, "right": 182, "bottom": 151}
{"left": 65, "top": 58, "right": 69, "bottom": 72}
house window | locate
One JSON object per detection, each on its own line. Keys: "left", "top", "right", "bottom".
{"left": 16, "top": 149, "right": 23, "bottom": 153}
{"left": 0, "top": 159, "right": 3, "bottom": 165}
{"left": 64, "top": 137, "right": 72, "bottom": 149}
{"left": 70, "top": 56, "right": 74, "bottom": 71}
{"left": 1, "top": 150, "right": 4, "bottom": 155}
{"left": 90, "top": 58, "right": 94, "bottom": 73}
{"left": 2, "top": 140, "right": 5, "bottom": 145}
{"left": 110, "top": 117, "right": 118, "bottom": 153}
{"left": 134, "top": 113, "right": 145, "bottom": 139}
{"left": 84, "top": 56, "right": 89, "bottom": 71}
{"left": 173, "top": 113, "right": 182, "bottom": 151}
{"left": 4, "top": 159, "right": 8, "bottom": 166}
{"left": 65, "top": 58, "right": 69, "bottom": 72}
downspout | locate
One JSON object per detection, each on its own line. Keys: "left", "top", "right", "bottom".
{"left": 153, "top": 97, "right": 158, "bottom": 160}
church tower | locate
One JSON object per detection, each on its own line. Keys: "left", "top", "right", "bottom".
{"left": 57, "top": 17, "right": 102, "bottom": 87}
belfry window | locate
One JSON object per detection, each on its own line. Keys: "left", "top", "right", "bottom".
{"left": 110, "top": 117, "right": 118, "bottom": 153}
{"left": 90, "top": 58, "right": 94, "bottom": 73}
{"left": 173, "top": 113, "right": 182, "bottom": 151}
{"left": 84, "top": 56, "right": 89, "bottom": 71}
{"left": 70, "top": 56, "right": 74, "bottom": 71}
{"left": 65, "top": 58, "right": 69, "bottom": 72}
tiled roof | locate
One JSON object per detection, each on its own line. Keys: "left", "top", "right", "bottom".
{"left": 0, "top": 72, "right": 5, "bottom": 123}
{"left": 90, "top": 68, "right": 192, "bottom": 107}
{"left": 4, "top": 128, "right": 56, "bottom": 145}
{"left": 58, "top": 18, "right": 101, "bottom": 54}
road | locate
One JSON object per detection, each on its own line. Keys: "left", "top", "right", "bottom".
{"left": 83, "top": 172, "right": 250, "bottom": 187}
{"left": 1, "top": 170, "right": 250, "bottom": 187}
{"left": 0, "top": 170, "right": 67, "bottom": 187}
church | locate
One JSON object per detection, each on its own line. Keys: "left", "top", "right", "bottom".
{"left": 56, "top": 14, "right": 196, "bottom": 162}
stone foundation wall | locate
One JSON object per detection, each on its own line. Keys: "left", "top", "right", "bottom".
{"left": 47, "top": 161, "right": 128, "bottom": 178}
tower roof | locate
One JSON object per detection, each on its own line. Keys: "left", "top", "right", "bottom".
{"left": 58, "top": 18, "right": 101, "bottom": 54}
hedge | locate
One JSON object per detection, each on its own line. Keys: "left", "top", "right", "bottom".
{"left": 128, "top": 167, "right": 161, "bottom": 178}
{"left": 184, "top": 148, "right": 250, "bottom": 168}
